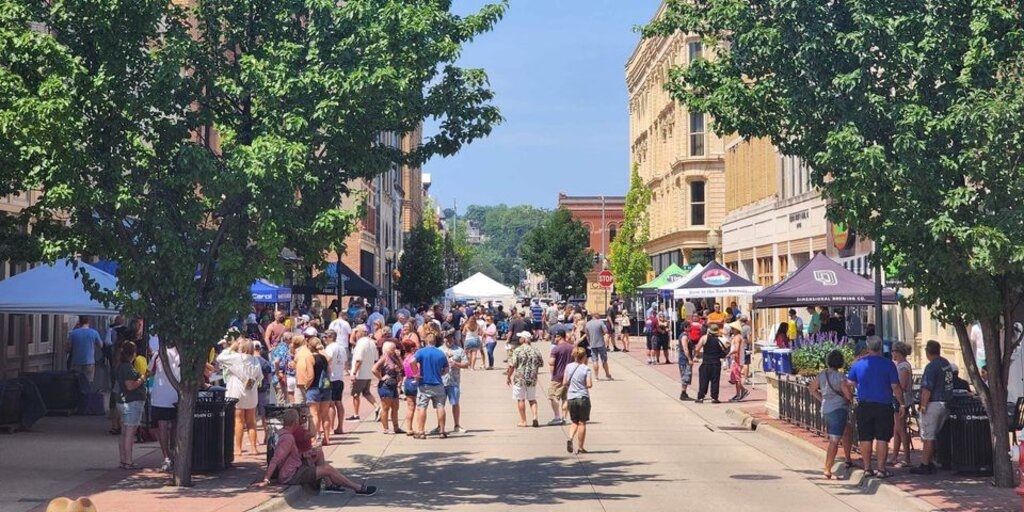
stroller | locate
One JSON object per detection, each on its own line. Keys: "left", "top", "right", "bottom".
{"left": 497, "top": 320, "right": 509, "bottom": 338}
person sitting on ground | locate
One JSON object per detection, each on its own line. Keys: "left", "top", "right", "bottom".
{"left": 258, "top": 409, "right": 376, "bottom": 495}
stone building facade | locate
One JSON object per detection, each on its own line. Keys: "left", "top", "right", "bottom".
{"left": 626, "top": 2, "right": 727, "bottom": 274}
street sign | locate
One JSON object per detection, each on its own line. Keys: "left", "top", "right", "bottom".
{"left": 598, "top": 270, "right": 614, "bottom": 288}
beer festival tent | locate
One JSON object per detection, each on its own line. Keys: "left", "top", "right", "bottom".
{"left": 0, "top": 259, "right": 119, "bottom": 315}
{"left": 636, "top": 263, "right": 690, "bottom": 297}
{"left": 752, "top": 253, "right": 898, "bottom": 309}
{"left": 670, "top": 260, "right": 763, "bottom": 299}
{"left": 445, "top": 272, "right": 516, "bottom": 302}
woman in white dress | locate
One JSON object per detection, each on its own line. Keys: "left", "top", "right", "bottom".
{"left": 217, "top": 337, "right": 263, "bottom": 456}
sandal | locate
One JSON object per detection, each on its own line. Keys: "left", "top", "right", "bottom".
{"left": 413, "top": 433, "right": 426, "bottom": 439}
{"left": 109, "top": 428, "right": 121, "bottom": 435}
{"left": 844, "top": 460, "right": 856, "bottom": 469}
{"left": 891, "top": 461, "right": 908, "bottom": 469}
{"left": 863, "top": 469, "right": 876, "bottom": 477}
{"left": 822, "top": 472, "right": 833, "bottom": 480}
{"left": 439, "top": 432, "right": 448, "bottom": 439}
{"left": 575, "top": 448, "right": 588, "bottom": 454}
{"left": 876, "top": 470, "right": 894, "bottom": 479}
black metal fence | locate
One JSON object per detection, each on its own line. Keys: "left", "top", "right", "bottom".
{"left": 777, "top": 374, "right": 825, "bottom": 436}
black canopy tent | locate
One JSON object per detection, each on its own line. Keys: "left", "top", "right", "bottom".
{"left": 752, "top": 253, "right": 898, "bottom": 309}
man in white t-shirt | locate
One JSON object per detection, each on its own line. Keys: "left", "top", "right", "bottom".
{"left": 322, "top": 330, "right": 349, "bottom": 435}
{"left": 347, "top": 326, "right": 380, "bottom": 422}
{"left": 148, "top": 341, "right": 181, "bottom": 472}
{"left": 328, "top": 312, "right": 353, "bottom": 348}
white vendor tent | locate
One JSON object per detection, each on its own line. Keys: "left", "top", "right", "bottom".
{"left": 444, "top": 273, "right": 516, "bottom": 302}
{"left": 0, "top": 259, "right": 119, "bottom": 314}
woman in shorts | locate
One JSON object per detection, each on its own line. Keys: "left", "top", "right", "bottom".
{"left": 889, "top": 342, "right": 914, "bottom": 468}
{"left": 303, "top": 337, "right": 333, "bottom": 445}
{"left": 563, "top": 347, "right": 593, "bottom": 455}
{"left": 218, "top": 337, "right": 264, "bottom": 456}
{"left": 462, "top": 312, "right": 483, "bottom": 370}
{"left": 115, "top": 341, "right": 147, "bottom": 469}
{"left": 373, "top": 341, "right": 405, "bottom": 434}
{"left": 401, "top": 338, "right": 420, "bottom": 435}
{"left": 809, "top": 349, "right": 854, "bottom": 479}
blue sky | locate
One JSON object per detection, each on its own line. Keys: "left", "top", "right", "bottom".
{"left": 424, "top": 0, "right": 662, "bottom": 211}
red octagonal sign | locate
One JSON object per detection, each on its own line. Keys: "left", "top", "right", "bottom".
{"left": 598, "top": 270, "right": 614, "bottom": 288}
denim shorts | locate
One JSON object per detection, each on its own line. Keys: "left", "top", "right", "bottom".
{"left": 378, "top": 384, "right": 399, "bottom": 400}
{"left": 445, "top": 385, "right": 461, "bottom": 406}
{"left": 305, "top": 387, "right": 330, "bottom": 403}
{"left": 823, "top": 408, "right": 849, "bottom": 439}
{"left": 677, "top": 350, "right": 693, "bottom": 385}
{"left": 403, "top": 380, "right": 418, "bottom": 397}
{"left": 118, "top": 400, "right": 144, "bottom": 427}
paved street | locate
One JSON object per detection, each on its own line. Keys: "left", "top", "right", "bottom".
{"left": 293, "top": 342, "right": 914, "bottom": 511}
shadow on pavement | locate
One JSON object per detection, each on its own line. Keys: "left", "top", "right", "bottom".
{"left": 310, "top": 450, "right": 663, "bottom": 510}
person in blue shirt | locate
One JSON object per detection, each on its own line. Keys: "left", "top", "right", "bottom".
{"left": 410, "top": 333, "right": 449, "bottom": 438}
{"left": 67, "top": 316, "right": 103, "bottom": 383}
{"left": 846, "top": 336, "right": 907, "bottom": 478}
{"left": 530, "top": 301, "right": 544, "bottom": 339}
{"left": 911, "top": 340, "right": 955, "bottom": 475}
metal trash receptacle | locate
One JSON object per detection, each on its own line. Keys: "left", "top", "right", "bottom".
{"left": 948, "top": 397, "right": 993, "bottom": 475}
{"left": 191, "top": 390, "right": 226, "bottom": 473}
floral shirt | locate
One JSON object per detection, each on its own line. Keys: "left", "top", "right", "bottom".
{"left": 508, "top": 344, "right": 544, "bottom": 387}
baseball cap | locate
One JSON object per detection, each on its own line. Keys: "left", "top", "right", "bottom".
{"left": 550, "top": 326, "right": 567, "bottom": 338}
{"left": 299, "top": 314, "right": 311, "bottom": 324}
{"left": 303, "top": 326, "right": 318, "bottom": 337}
{"left": 517, "top": 331, "right": 533, "bottom": 341}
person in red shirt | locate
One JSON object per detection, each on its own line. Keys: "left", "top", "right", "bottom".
{"left": 678, "top": 314, "right": 704, "bottom": 400}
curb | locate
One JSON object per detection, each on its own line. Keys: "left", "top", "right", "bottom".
{"left": 726, "top": 408, "right": 937, "bottom": 512}
{"left": 246, "top": 484, "right": 314, "bottom": 512}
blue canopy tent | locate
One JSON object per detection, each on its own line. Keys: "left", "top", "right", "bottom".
{"left": 250, "top": 279, "right": 292, "bottom": 303}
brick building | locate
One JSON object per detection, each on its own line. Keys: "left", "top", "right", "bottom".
{"left": 557, "top": 194, "right": 625, "bottom": 314}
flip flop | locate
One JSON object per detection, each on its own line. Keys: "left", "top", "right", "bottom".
{"left": 822, "top": 472, "right": 833, "bottom": 480}
{"left": 876, "top": 470, "right": 894, "bottom": 479}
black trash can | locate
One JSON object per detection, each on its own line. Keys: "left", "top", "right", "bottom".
{"left": 948, "top": 397, "right": 993, "bottom": 475}
{"left": 0, "top": 380, "right": 24, "bottom": 427}
{"left": 223, "top": 400, "right": 235, "bottom": 469}
{"left": 191, "top": 390, "right": 226, "bottom": 473}
{"left": 934, "top": 419, "right": 952, "bottom": 470}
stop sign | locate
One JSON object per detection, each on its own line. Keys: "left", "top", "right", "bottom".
{"left": 598, "top": 270, "right": 614, "bottom": 288}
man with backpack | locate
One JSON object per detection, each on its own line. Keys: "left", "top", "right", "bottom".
{"left": 694, "top": 324, "right": 727, "bottom": 403}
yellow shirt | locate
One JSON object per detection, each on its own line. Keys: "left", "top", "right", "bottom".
{"left": 707, "top": 312, "right": 727, "bottom": 326}
{"left": 133, "top": 355, "right": 148, "bottom": 377}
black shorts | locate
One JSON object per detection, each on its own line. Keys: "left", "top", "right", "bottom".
{"left": 855, "top": 401, "right": 895, "bottom": 442}
{"left": 330, "top": 380, "right": 344, "bottom": 401}
{"left": 532, "top": 321, "right": 543, "bottom": 331}
{"left": 151, "top": 405, "right": 177, "bottom": 422}
{"left": 656, "top": 337, "right": 669, "bottom": 351}
{"left": 568, "top": 397, "right": 591, "bottom": 423}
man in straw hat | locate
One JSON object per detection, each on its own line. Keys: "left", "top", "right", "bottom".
{"left": 507, "top": 331, "right": 544, "bottom": 427}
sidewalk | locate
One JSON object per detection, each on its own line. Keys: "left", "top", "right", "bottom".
{"left": 622, "top": 335, "right": 1017, "bottom": 512}
{"left": 0, "top": 408, "right": 340, "bottom": 512}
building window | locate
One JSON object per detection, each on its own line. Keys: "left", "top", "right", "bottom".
{"left": 690, "top": 181, "right": 706, "bottom": 226}
{"left": 688, "top": 41, "right": 703, "bottom": 63}
{"left": 690, "top": 112, "right": 705, "bottom": 156}
{"left": 756, "top": 257, "right": 774, "bottom": 287}
{"left": 608, "top": 224, "right": 617, "bottom": 244}
{"left": 40, "top": 314, "right": 50, "bottom": 343}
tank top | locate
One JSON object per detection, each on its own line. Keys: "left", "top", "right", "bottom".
{"left": 403, "top": 354, "right": 418, "bottom": 378}
{"left": 312, "top": 354, "right": 328, "bottom": 388}
{"left": 702, "top": 334, "right": 726, "bottom": 360}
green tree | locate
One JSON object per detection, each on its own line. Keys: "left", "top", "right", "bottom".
{"left": 462, "top": 204, "right": 550, "bottom": 284}
{"left": 397, "top": 223, "right": 443, "bottom": 306}
{"left": 0, "top": 0, "right": 505, "bottom": 485}
{"left": 647, "top": 0, "right": 1023, "bottom": 486}
{"left": 442, "top": 232, "right": 464, "bottom": 288}
{"left": 520, "top": 208, "right": 591, "bottom": 298}
{"left": 609, "top": 164, "right": 652, "bottom": 297}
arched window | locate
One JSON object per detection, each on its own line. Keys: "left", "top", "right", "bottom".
{"left": 609, "top": 224, "right": 618, "bottom": 244}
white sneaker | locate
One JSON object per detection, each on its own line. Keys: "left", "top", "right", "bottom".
{"left": 160, "top": 458, "right": 173, "bottom": 472}
{"left": 453, "top": 425, "right": 467, "bottom": 434}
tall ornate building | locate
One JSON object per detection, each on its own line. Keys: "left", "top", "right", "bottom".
{"left": 626, "top": 2, "right": 726, "bottom": 273}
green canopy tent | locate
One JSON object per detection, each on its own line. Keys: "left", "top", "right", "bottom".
{"left": 637, "top": 263, "right": 691, "bottom": 297}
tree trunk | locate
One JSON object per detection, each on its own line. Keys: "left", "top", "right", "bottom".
{"left": 984, "top": 318, "right": 1015, "bottom": 488}
{"left": 172, "top": 379, "right": 199, "bottom": 487}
